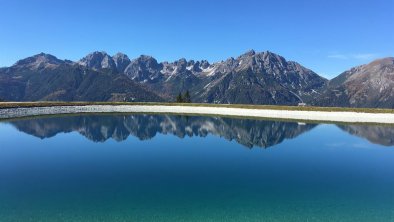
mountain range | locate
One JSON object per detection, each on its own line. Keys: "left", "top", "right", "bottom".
{"left": 0, "top": 50, "right": 393, "bottom": 108}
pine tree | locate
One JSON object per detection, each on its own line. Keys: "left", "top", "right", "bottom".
{"left": 176, "top": 93, "right": 183, "bottom": 103}
{"left": 183, "top": 90, "right": 191, "bottom": 103}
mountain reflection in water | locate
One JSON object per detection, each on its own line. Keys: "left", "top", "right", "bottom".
{"left": 5, "top": 114, "right": 394, "bottom": 148}
{"left": 337, "top": 124, "right": 394, "bottom": 146}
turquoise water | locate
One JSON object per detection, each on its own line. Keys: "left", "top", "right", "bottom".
{"left": 0, "top": 114, "right": 393, "bottom": 222}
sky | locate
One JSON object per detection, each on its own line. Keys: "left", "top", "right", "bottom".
{"left": 0, "top": 0, "right": 393, "bottom": 79}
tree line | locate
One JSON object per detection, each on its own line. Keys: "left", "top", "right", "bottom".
{"left": 176, "top": 90, "right": 192, "bottom": 103}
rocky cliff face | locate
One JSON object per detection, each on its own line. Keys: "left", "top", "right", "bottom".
{"left": 316, "top": 57, "right": 394, "bottom": 108}
{"left": 112, "top": 53, "right": 131, "bottom": 73}
{"left": 124, "top": 55, "right": 163, "bottom": 82}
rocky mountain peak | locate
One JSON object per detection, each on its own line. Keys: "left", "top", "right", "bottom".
{"left": 112, "top": 52, "right": 131, "bottom": 73}
{"left": 123, "top": 55, "right": 162, "bottom": 82}
{"left": 232, "top": 50, "right": 297, "bottom": 74}
{"left": 133, "top": 55, "right": 159, "bottom": 64}
{"left": 196, "top": 49, "right": 327, "bottom": 105}
{"left": 240, "top": 49, "right": 256, "bottom": 57}
{"left": 260, "top": 51, "right": 287, "bottom": 64}
{"left": 175, "top": 58, "right": 188, "bottom": 70}
{"left": 78, "top": 51, "right": 116, "bottom": 70}
{"left": 13, "top": 53, "right": 65, "bottom": 71}
{"left": 199, "top": 60, "right": 210, "bottom": 69}
{"left": 113, "top": 52, "right": 128, "bottom": 59}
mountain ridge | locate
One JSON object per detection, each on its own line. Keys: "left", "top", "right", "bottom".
{"left": 0, "top": 51, "right": 392, "bottom": 108}
{"left": 315, "top": 57, "right": 394, "bottom": 108}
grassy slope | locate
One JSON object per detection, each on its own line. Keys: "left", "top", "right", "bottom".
{"left": 0, "top": 101, "right": 393, "bottom": 114}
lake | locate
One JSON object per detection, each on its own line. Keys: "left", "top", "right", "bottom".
{"left": 0, "top": 114, "right": 393, "bottom": 222}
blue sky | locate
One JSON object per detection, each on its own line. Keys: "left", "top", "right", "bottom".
{"left": 0, "top": 0, "right": 393, "bottom": 79}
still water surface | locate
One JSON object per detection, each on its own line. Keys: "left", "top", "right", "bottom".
{"left": 0, "top": 114, "right": 393, "bottom": 221}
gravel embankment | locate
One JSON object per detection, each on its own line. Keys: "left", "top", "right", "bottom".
{"left": 0, "top": 105, "right": 394, "bottom": 124}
